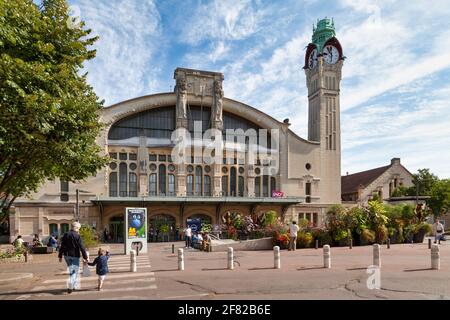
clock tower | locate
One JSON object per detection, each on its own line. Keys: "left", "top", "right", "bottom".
{"left": 304, "top": 18, "right": 344, "bottom": 204}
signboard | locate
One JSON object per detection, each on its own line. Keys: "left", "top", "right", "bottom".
{"left": 125, "top": 208, "right": 148, "bottom": 254}
{"left": 272, "top": 190, "right": 284, "bottom": 198}
{"left": 187, "top": 218, "right": 202, "bottom": 233}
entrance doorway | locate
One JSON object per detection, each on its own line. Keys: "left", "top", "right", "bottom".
{"left": 149, "top": 214, "right": 176, "bottom": 242}
{"left": 109, "top": 215, "right": 124, "bottom": 243}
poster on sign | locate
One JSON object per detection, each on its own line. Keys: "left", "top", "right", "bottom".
{"left": 272, "top": 191, "right": 284, "bottom": 198}
{"left": 124, "top": 208, "right": 148, "bottom": 255}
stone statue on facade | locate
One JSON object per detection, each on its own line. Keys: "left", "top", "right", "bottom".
{"left": 176, "top": 77, "right": 187, "bottom": 119}
{"left": 213, "top": 80, "right": 223, "bottom": 123}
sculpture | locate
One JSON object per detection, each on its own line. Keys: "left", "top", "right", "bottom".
{"left": 213, "top": 80, "right": 223, "bottom": 122}
{"left": 176, "top": 77, "right": 187, "bottom": 119}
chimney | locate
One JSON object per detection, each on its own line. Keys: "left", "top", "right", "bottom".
{"left": 346, "top": 171, "right": 349, "bottom": 175}
{"left": 391, "top": 158, "right": 400, "bottom": 165}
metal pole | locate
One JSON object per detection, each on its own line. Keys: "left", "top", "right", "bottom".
{"left": 323, "top": 245, "right": 331, "bottom": 268}
{"left": 76, "top": 189, "right": 79, "bottom": 221}
{"left": 349, "top": 238, "right": 353, "bottom": 249}
{"left": 227, "top": 247, "right": 234, "bottom": 270}
{"left": 24, "top": 251, "right": 28, "bottom": 263}
{"left": 172, "top": 244, "right": 175, "bottom": 254}
{"left": 315, "top": 239, "right": 319, "bottom": 250}
{"left": 274, "top": 246, "right": 280, "bottom": 269}
{"left": 178, "top": 248, "right": 184, "bottom": 271}
{"left": 387, "top": 238, "right": 391, "bottom": 249}
{"left": 428, "top": 238, "right": 432, "bottom": 249}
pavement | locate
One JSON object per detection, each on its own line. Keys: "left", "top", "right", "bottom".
{"left": 0, "top": 240, "right": 449, "bottom": 300}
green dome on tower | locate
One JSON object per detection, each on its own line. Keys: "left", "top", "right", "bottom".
{"left": 312, "top": 17, "right": 336, "bottom": 53}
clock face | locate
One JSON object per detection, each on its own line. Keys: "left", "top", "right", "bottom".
{"left": 308, "top": 48, "right": 318, "bottom": 69}
{"left": 323, "top": 45, "right": 339, "bottom": 64}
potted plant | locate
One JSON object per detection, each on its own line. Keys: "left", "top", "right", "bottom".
{"left": 413, "top": 223, "right": 432, "bottom": 243}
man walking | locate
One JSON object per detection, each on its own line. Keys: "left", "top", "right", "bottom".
{"left": 184, "top": 226, "right": 192, "bottom": 248}
{"left": 58, "top": 221, "right": 88, "bottom": 293}
{"left": 432, "top": 219, "right": 445, "bottom": 244}
{"left": 288, "top": 221, "right": 299, "bottom": 251}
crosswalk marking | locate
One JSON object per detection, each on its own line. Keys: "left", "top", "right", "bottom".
{"left": 31, "top": 278, "right": 156, "bottom": 292}
{"left": 68, "top": 284, "right": 157, "bottom": 295}
{"left": 42, "top": 272, "right": 155, "bottom": 284}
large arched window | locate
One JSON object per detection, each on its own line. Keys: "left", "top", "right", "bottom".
{"left": 187, "top": 175, "right": 194, "bottom": 195}
{"left": 262, "top": 175, "right": 269, "bottom": 197}
{"left": 204, "top": 175, "right": 211, "bottom": 196}
{"left": 129, "top": 173, "right": 137, "bottom": 197}
{"left": 195, "top": 166, "right": 202, "bottom": 195}
{"left": 119, "top": 163, "right": 127, "bottom": 197}
{"left": 159, "top": 164, "right": 166, "bottom": 195}
{"left": 270, "top": 177, "right": 276, "bottom": 196}
{"left": 230, "top": 167, "right": 237, "bottom": 196}
{"left": 222, "top": 176, "right": 228, "bottom": 196}
{"left": 168, "top": 174, "right": 175, "bottom": 195}
{"left": 238, "top": 176, "right": 245, "bottom": 197}
{"left": 149, "top": 173, "right": 157, "bottom": 195}
{"left": 255, "top": 176, "right": 261, "bottom": 197}
{"left": 109, "top": 172, "right": 117, "bottom": 197}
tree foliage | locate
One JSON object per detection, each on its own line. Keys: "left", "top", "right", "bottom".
{"left": 0, "top": 0, "right": 108, "bottom": 224}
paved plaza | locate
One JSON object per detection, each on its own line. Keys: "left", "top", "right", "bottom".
{"left": 0, "top": 241, "right": 450, "bottom": 300}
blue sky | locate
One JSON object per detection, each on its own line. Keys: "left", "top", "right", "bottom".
{"left": 63, "top": 0, "right": 450, "bottom": 178}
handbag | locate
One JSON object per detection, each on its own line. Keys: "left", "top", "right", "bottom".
{"left": 82, "top": 264, "right": 91, "bottom": 277}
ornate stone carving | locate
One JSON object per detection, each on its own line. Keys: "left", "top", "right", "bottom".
{"left": 213, "top": 80, "right": 223, "bottom": 123}
{"left": 176, "top": 77, "right": 187, "bottom": 119}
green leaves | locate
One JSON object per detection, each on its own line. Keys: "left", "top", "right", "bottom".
{"left": 0, "top": 0, "right": 107, "bottom": 216}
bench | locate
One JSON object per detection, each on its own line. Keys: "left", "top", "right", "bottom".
{"left": 31, "top": 246, "right": 55, "bottom": 254}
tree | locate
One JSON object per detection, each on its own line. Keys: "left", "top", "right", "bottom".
{"left": 412, "top": 169, "right": 439, "bottom": 196}
{"left": 427, "top": 179, "right": 450, "bottom": 218}
{"left": 0, "top": 0, "right": 108, "bottom": 225}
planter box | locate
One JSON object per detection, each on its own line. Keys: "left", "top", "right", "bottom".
{"left": 31, "top": 246, "right": 54, "bottom": 254}
{"left": 0, "top": 255, "right": 26, "bottom": 264}
{"left": 413, "top": 229, "right": 427, "bottom": 243}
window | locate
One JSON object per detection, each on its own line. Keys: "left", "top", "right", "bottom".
{"left": 305, "top": 182, "right": 311, "bottom": 196}
{"left": 49, "top": 223, "right": 58, "bottom": 236}
{"left": 238, "top": 176, "right": 245, "bottom": 197}
{"left": 204, "top": 175, "right": 211, "bottom": 196}
{"left": 149, "top": 154, "right": 157, "bottom": 161}
{"left": 222, "top": 176, "right": 228, "bottom": 196}
{"left": 159, "top": 164, "right": 166, "bottom": 195}
{"left": 119, "top": 153, "right": 127, "bottom": 160}
{"left": 255, "top": 177, "right": 261, "bottom": 197}
{"left": 60, "top": 223, "right": 69, "bottom": 235}
{"left": 262, "top": 175, "right": 269, "bottom": 197}
{"left": 149, "top": 174, "right": 157, "bottom": 195}
{"left": 195, "top": 166, "right": 202, "bottom": 195}
{"left": 60, "top": 181, "right": 69, "bottom": 193}
{"left": 187, "top": 175, "right": 194, "bottom": 195}
{"left": 168, "top": 174, "right": 175, "bottom": 195}
{"left": 109, "top": 152, "right": 117, "bottom": 159}
{"left": 109, "top": 172, "right": 118, "bottom": 197}
{"left": 119, "top": 163, "right": 127, "bottom": 197}
{"left": 129, "top": 153, "right": 137, "bottom": 161}
{"left": 270, "top": 177, "right": 276, "bottom": 196}
{"left": 230, "top": 167, "right": 237, "bottom": 196}
{"left": 129, "top": 173, "right": 137, "bottom": 197}
{"left": 159, "top": 155, "right": 166, "bottom": 162}
{"left": 306, "top": 196, "right": 311, "bottom": 203}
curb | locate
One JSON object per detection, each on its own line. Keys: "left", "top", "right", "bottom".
{"left": 0, "top": 273, "right": 34, "bottom": 284}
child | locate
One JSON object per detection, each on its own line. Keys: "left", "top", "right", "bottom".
{"left": 88, "top": 248, "right": 110, "bottom": 291}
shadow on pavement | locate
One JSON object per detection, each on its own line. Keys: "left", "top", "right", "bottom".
{"left": 297, "top": 266, "right": 325, "bottom": 271}
{"left": 201, "top": 268, "right": 229, "bottom": 271}
{"left": 403, "top": 268, "right": 433, "bottom": 272}
{"left": 150, "top": 269, "right": 179, "bottom": 272}
{"left": 347, "top": 267, "right": 368, "bottom": 271}
{"left": 248, "top": 267, "right": 277, "bottom": 270}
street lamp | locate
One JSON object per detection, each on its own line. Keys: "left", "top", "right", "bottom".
{"left": 75, "top": 189, "right": 91, "bottom": 221}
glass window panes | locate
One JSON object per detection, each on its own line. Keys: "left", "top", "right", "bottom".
{"left": 149, "top": 154, "right": 157, "bottom": 161}
{"left": 159, "top": 164, "right": 166, "bottom": 195}
{"left": 129, "top": 153, "right": 137, "bottom": 161}
{"left": 187, "top": 175, "right": 194, "bottom": 195}
{"left": 129, "top": 163, "right": 137, "bottom": 171}
{"left": 263, "top": 175, "right": 269, "bottom": 197}
{"left": 159, "top": 155, "right": 166, "bottom": 162}
{"left": 60, "top": 223, "right": 69, "bottom": 235}
{"left": 119, "top": 153, "right": 127, "bottom": 160}
{"left": 129, "top": 173, "right": 137, "bottom": 197}
{"left": 195, "top": 166, "right": 202, "bottom": 195}
{"left": 119, "top": 163, "right": 127, "bottom": 197}
{"left": 149, "top": 174, "right": 157, "bottom": 195}
{"left": 168, "top": 155, "right": 173, "bottom": 162}
{"left": 109, "top": 152, "right": 117, "bottom": 159}
{"left": 49, "top": 224, "right": 58, "bottom": 236}
{"left": 306, "top": 182, "right": 311, "bottom": 196}
{"left": 60, "top": 180, "right": 69, "bottom": 193}
{"left": 109, "top": 172, "right": 117, "bottom": 197}
{"left": 255, "top": 177, "right": 261, "bottom": 197}
{"left": 109, "top": 162, "right": 117, "bottom": 170}
{"left": 230, "top": 167, "right": 237, "bottom": 196}
{"left": 221, "top": 176, "right": 228, "bottom": 196}
{"left": 238, "top": 176, "right": 244, "bottom": 197}
{"left": 168, "top": 174, "right": 175, "bottom": 195}
{"left": 204, "top": 175, "right": 211, "bottom": 196}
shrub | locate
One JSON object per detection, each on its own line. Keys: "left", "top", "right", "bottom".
{"left": 375, "top": 225, "right": 388, "bottom": 244}
{"left": 79, "top": 224, "right": 99, "bottom": 248}
{"left": 415, "top": 223, "right": 432, "bottom": 235}
{"left": 361, "top": 229, "right": 375, "bottom": 244}
{"left": 260, "top": 211, "right": 278, "bottom": 227}
{"left": 297, "top": 231, "right": 313, "bottom": 248}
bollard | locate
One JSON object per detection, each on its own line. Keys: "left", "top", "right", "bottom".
{"left": 172, "top": 244, "right": 175, "bottom": 254}
{"left": 178, "top": 248, "right": 184, "bottom": 271}
{"left": 130, "top": 250, "right": 137, "bottom": 272}
{"left": 315, "top": 239, "right": 319, "bottom": 250}
{"left": 227, "top": 247, "right": 234, "bottom": 270}
{"left": 428, "top": 238, "right": 432, "bottom": 249}
{"left": 24, "top": 251, "right": 28, "bottom": 263}
{"left": 373, "top": 244, "right": 381, "bottom": 267}
{"left": 387, "top": 238, "right": 391, "bottom": 249}
{"left": 349, "top": 238, "right": 353, "bottom": 249}
{"left": 274, "top": 246, "right": 281, "bottom": 269}
{"left": 323, "top": 245, "right": 331, "bottom": 268}
{"left": 431, "top": 244, "right": 440, "bottom": 270}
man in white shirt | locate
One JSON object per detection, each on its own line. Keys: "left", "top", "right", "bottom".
{"left": 432, "top": 219, "right": 445, "bottom": 244}
{"left": 184, "top": 226, "right": 192, "bottom": 248}
{"left": 288, "top": 221, "right": 300, "bottom": 251}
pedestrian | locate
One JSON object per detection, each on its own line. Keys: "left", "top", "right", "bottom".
{"left": 58, "top": 221, "right": 88, "bottom": 294}
{"left": 88, "top": 248, "right": 110, "bottom": 291}
{"left": 32, "top": 234, "right": 42, "bottom": 247}
{"left": 12, "top": 235, "right": 24, "bottom": 249}
{"left": 432, "top": 219, "right": 445, "bottom": 244}
{"left": 47, "top": 234, "right": 58, "bottom": 250}
{"left": 288, "top": 221, "right": 299, "bottom": 251}
{"left": 184, "top": 226, "right": 192, "bottom": 248}
{"left": 103, "top": 228, "right": 109, "bottom": 243}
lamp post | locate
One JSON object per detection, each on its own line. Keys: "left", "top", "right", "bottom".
{"left": 75, "top": 189, "right": 91, "bottom": 221}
